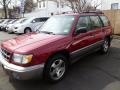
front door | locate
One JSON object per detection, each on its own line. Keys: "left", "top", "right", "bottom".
{"left": 71, "top": 16, "right": 94, "bottom": 60}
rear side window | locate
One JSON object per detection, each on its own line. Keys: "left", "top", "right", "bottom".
{"left": 90, "top": 16, "right": 102, "bottom": 29}
{"left": 100, "top": 16, "right": 110, "bottom": 27}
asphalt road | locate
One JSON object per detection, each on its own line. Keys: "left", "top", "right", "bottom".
{"left": 0, "top": 32, "right": 120, "bottom": 90}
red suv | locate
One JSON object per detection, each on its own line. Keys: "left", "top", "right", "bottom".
{"left": 0, "top": 12, "right": 112, "bottom": 82}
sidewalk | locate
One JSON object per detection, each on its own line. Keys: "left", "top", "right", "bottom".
{"left": 113, "top": 35, "right": 120, "bottom": 40}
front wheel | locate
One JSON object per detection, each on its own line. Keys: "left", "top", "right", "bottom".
{"left": 43, "top": 54, "right": 68, "bottom": 83}
{"left": 100, "top": 38, "right": 110, "bottom": 54}
{"left": 24, "top": 28, "right": 31, "bottom": 34}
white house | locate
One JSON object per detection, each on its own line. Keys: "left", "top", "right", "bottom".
{"left": 24, "top": 0, "right": 72, "bottom": 17}
{"left": 101, "top": 0, "right": 120, "bottom": 10}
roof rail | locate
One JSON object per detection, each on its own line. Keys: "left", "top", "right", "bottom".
{"left": 83, "top": 11, "right": 104, "bottom": 14}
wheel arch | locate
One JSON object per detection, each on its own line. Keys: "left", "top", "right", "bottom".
{"left": 24, "top": 27, "right": 32, "bottom": 32}
{"left": 44, "top": 50, "right": 71, "bottom": 67}
{"left": 105, "top": 35, "right": 111, "bottom": 46}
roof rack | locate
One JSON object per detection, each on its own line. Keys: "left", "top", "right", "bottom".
{"left": 83, "top": 11, "right": 104, "bottom": 14}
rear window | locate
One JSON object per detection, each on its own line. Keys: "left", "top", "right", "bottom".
{"left": 100, "top": 16, "right": 110, "bottom": 27}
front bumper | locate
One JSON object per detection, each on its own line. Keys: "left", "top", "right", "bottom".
{"left": 13, "top": 28, "right": 24, "bottom": 34}
{"left": 0, "top": 53, "right": 44, "bottom": 80}
{"left": 6, "top": 28, "right": 14, "bottom": 33}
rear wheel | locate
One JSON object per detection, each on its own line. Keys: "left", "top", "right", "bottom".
{"left": 100, "top": 38, "right": 110, "bottom": 54}
{"left": 44, "top": 54, "right": 68, "bottom": 83}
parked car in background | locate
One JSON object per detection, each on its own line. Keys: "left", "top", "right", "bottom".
{"left": 12, "top": 17, "right": 49, "bottom": 34}
{"left": 6, "top": 19, "right": 18, "bottom": 32}
{"left": 1, "top": 19, "right": 13, "bottom": 31}
{"left": 6, "top": 19, "right": 25, "bottom": 33}
{"left": 34, "top": 24, "right": 43, "bottom": 32}
{"left": 0, "top": 19, "right": 5, "bottom": 30}
{"left": 0, "top": 19, "right": 9, "bottom": 31}
{"left": 0, "top": 12, "right": 113, "bottom": 83}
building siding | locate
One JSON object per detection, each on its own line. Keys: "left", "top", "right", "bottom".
{"left": 24, "top": 0, "right": 72, "bottom": 17}
{"left": 102, "top": 0, "right": 120, "bottom": 10}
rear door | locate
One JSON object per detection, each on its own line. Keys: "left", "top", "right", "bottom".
{"left": 100, "top": 15, "right": 112, "bottom": 36}
{"left": 89, "top": 15, "right": 104, "bottom": 44}
{"left": 30, "top": 18, "right": 41, "bottom": 31}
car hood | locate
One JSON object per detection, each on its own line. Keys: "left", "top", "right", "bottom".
{"left": 1, "top": 33, "right": 66, "bottom": 53}
{"left": 14, "top": 23, "right": 24, "bottom": 27}
{"left": 7, "top": 24, "right": 13, "bottom": 27}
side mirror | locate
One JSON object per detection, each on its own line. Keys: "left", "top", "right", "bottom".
{"left": 76, "top": 27, "right": 87, "bottom": 34}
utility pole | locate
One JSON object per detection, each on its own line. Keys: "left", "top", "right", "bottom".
{"left": 20, "top": 0, "right": 25, "bottom": 17}
{"left": 3, "top": 0, "right": 7, "bottom": 18}
{"left": 46, "top": 0, "right": 48, "bottom": 17}
{"left": 59, "top": 0, "right": 61, "bottom": 14}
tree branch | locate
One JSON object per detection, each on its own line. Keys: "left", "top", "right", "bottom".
{"left": 0, "top": 0, "right": 3, "bottom": 5}
{"left": 7, "top": 0, "right": 12, "bottom": 5}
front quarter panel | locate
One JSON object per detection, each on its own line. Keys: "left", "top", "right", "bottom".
{"left": 14, "top": 35, "right": 72, "bottom": 66}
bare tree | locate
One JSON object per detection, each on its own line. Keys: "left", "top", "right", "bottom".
{"left": 64, "top": 0, "right": 101, "bottom": 13}
{"left": 24, "top": 0, "right": 36, "bottom": 13}
{"left": 0, "top": 0, "right": 12, "bottom": 18}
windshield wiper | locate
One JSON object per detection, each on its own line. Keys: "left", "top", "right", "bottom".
{"left": 40, "top": 31, "right": 56, "bottom": 35}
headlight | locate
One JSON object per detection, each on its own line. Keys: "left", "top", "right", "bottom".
{"left": 13, "top": 54, "right": 33, "bottom": 64}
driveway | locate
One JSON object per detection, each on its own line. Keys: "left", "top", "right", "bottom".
{"left": 0, "top": 31, "right": 120, "bottom": 90}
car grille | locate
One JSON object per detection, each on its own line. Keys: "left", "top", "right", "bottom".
{"left": 1, "top": 48, "right": 11, "bottom": 60}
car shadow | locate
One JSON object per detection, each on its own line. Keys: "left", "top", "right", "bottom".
{"left": 9, "top": 47, "right": 120, "bottom": 90}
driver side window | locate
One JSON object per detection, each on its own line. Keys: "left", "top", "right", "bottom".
{"left": 76, "top": 16, "right": 90, "bottom": 31}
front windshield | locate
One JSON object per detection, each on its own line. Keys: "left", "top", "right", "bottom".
{"left": 39, "top": 16, "right": 75, "bottom": 35}
{"left": 9, "top": 19, "right": 18, "bottom": 24}
{"left": 14, "top": 19, "right": 23, "bottom": 24}
{"left": 20, "top": 19, "right": 27, "bottom": 23}
{"left": 0, "top": 20, "right": 4, "bottom": 23}
{"left": 5, "top": 20, "right": 12, "bottom": 24}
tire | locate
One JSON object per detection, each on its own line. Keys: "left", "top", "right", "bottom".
{"left": 24, "top": 28, "right": 31, "bottom": 34}
{"left": 100, "top": 38, "right": 110, "bottom": 54}
{"left": 43, "top": 54, "right": 68, "bottom": 83}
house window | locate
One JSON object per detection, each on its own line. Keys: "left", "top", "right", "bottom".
{"left": 39, "top": 2, "right": 41, "bottom": 8}
{"left": 57, "top": 2, "right": 59, "bottom": 8}
{"left": 61, "top": 3, "right": 64, "bottom": 8}
{"left": 111, "top": 3, "right": 119, "bottom": 10}
{"left": 43, "top": 1, "right": 45, "bottom": 7}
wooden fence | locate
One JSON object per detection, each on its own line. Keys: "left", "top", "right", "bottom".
{"left": 103, "top": 10, "right": 120, "bottom": 35}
